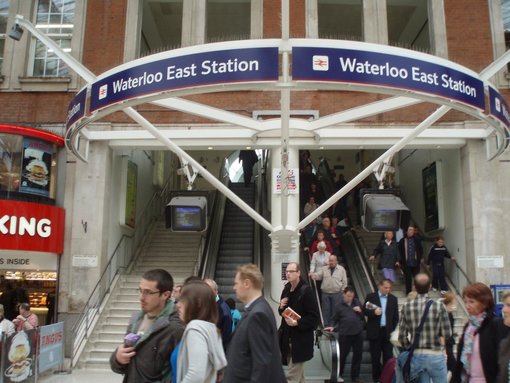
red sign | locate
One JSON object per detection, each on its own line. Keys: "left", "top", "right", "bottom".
{"left": 0, "top": 200, "right": 65, "bottom": 253}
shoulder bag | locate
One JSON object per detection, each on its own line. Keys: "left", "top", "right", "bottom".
{"left": 399, "top": 299, "right": 434, "bottom": 383}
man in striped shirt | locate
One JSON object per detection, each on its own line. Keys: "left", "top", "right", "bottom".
{"left": 397, "top": 273, "right": 452, "bottom": 382}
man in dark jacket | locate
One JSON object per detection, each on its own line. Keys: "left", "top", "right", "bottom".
{"left": 205, "top": 278, "right": 232, "bottom": 351}
{"left": 398, "top": 225, "right": 424, "bottom": 294}
{"left": 278, "top": 262, "right": 320, "bottom": 383}
{"left": 224, "top": 264, "right": 286, "bottom": 383}
{"left": 325, "top": 286, "right": 364, "bottom": 383}
{"left": 363, "top": 279, "right": 399, "bottom": 383}
{"left": 110, "top": 269, "right": 184, "bottom": 382}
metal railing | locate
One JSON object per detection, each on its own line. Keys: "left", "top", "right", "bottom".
{"left": 301, "top": 247, "right": 341, "bottom": 382}
{"left": 70, "top": 177, "right": 173, "bottom": 367}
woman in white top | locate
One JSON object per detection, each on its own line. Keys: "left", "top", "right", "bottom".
{"left": 176, "top": 281, "right": 227, "bottom": 383}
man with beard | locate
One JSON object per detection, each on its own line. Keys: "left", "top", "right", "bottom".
{"left": 110, "top": 269, "right": 184, "bottom": 382}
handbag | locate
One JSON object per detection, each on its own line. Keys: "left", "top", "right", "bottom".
{"left": 400, "top": 299, "right": 434, "bottom": 383}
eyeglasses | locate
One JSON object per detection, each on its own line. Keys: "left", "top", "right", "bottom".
{"left": 137, "top": 288, "right": 161, "bottom": 296}
{"left": 286, "top": 270, "right": 298, "bottom": 273}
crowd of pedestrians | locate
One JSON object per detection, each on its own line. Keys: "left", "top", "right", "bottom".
{"left": 106, "top": 259, "right": 510, "bottom": 383}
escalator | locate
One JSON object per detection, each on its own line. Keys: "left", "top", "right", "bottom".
{"left": 213, "top": 182, "right": 257, "bottom": 299}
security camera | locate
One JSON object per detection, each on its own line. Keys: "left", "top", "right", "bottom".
{"left": 8, "top": 24, "right": 24, "bottom": 41}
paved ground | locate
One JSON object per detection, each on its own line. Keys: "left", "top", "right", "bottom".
{"left": 37, "top": 369, "right": 122, "bottom": 382}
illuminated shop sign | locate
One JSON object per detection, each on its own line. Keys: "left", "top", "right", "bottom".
{"left": 19, "top": 138, "right": 54, "bottom": 198}
{"left": 89, "top": 47, "right": 279, "bottom": 113}
{"left": 292, "top": 46, "right": 485, "bottom": 110}
{"left": 0, "top": 200, "right": 65, "bottom": 254}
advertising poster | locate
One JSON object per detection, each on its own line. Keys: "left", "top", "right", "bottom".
{"left": 125, "top": 160, "right": 138, "bottom": 228}
{"left": 19, "top": 138, "right": 53, "bottom": 197}
{"left": 2, "top": 330, "right": 37, "bottom": 383}
{"left": 272, "top": 168, "right": 299, "bottom": 194}
{"left": 38, "top": 323, "right": 64, "bottom": 373}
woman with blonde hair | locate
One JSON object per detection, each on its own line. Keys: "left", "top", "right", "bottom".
{"left": 176, "top": 281, "right": 227, "bottom": 383}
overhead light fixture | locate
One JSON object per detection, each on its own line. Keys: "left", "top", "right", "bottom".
{"left": 208, "top": 146, "right": 213, "bottom": 150}
{"left": 8, "top": 23, "right": 24, "bottom": 41}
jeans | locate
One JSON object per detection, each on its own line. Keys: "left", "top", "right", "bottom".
{"left": 321, "top": 292, "right": 342, "bottom": 326}
{"left": 396, "top": 353, "right": 447, "bottom": 383}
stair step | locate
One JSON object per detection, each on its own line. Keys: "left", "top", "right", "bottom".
{"left": 77, "top": 218, "right": 203, "bottom": 368}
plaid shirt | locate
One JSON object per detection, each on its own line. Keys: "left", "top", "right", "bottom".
{"left": 398, "top": 294, "right": 451, "bottom": 351}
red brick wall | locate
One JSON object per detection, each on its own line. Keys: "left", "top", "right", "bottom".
{"left": 0, "top": 1, "right": 504, "bottom": 127}
{"left": 82, "top": 0, "right": 128, "bottom": 75}
{"left": 444, "top": 0, "right": 494, "bottom": 72}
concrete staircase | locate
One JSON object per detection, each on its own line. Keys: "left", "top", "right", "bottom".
{"left": 75, "top": 221, "right": 202, "bottom": 370}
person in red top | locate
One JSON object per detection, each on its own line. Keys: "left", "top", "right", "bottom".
{"left": 12, "top": 303, "right": 38, "bottom": 332}
{"left": 307, "top": 230, "right": 334, "bottom": 255}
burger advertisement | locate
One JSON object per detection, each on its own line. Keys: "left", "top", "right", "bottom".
{"left": 2, "top": 330, "right": 36, "bottom": 382}
{"left": 19, "top": 138, "right": 53, "bottom": 198}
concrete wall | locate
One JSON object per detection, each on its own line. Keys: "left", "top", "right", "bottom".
{"left": 396, "top": 148, "right": 467, "bottom": 270}
{"left": 461, "top": 140, "right": 510, "bottom": 284}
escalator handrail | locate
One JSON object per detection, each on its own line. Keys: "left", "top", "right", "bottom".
{"left": 199, "top": 158, "right": 230, "bottom": 279}
{"left": 301, "top": 249, "right": 340, "bottom": 382}
{"left": 348, "top": 230, "right": 377, "bottom": 291}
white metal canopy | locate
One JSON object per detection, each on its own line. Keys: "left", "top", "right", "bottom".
{"left": 11, "top": 1, "right": 510, "bottom": 300}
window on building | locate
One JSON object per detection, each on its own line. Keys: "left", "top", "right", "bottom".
{"left": 32, "top": 0, "right": 75, "bottom": 76}
{"left": 318, "top": 0, "right": 363, "bottom": 41}
{"left": 0, "top": 0, "right": 8, "bottom": 74}
{"left": 387, "top": 0, "right": 430, "bottom": 52}
{"left": 140, "top": 0, "right": 183, "bottom": 56}
{"left": 206, "top": 0, "right": 250, "bottom": 43}
{"left": 502, "top": 0, "right": 510, "bottom": 72}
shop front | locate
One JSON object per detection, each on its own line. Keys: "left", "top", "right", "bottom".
{"left": 0, "top": 125, "right": 65, "bottom": 325}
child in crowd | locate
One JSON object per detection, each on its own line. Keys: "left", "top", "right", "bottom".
{"left": 427, "top": 236, "right": 455, "bottom": 294}
{"left": 225, "top": 298, "right": 242, "bottom": 333}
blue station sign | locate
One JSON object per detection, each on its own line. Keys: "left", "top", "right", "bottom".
{"left": 66, "top": 87, "right": 87, "bottom": 130}
{"left": 292, "top": 46, "right": 486, "bottom": 110}
{"left": 89, "top": 47, "right": 279, "bottom": 113}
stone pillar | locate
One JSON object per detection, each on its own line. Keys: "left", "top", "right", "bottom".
{"left": 461, "top": 140, "right": 510, "bottom": 284}
{"left": 270, "top": 147, "right": 300, "bottom": 301}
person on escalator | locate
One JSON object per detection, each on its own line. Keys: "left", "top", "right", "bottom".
{"left": 324, "top": 286, "right": 364, "bottom": 383}
{"left": 204, "top": 279, "right": 233, "bottom": 352}
{"left": 306, "top": 230, "right": 334, "bottom": 256}
{"left": 239, "top": 150, "right": 258, "bottom": 187}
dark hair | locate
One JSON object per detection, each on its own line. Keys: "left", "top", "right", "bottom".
{"left": 463, "top": 282, "right": 494, "bottom": 312}
{"left": 179, "top": 281, "right": 218, "bottom": 325}
{"left": 142, "top": 269, "right": 173, "bottom": 293}
{"left": 19, "top": 302, "right": 31, "bottom": 311}
{"left": 435, "top": 236, "right": 444, "bottom": 242}
{"left": 183, "top": 275, "right": 202, "bottom": 285}
{"left": 225, "top": 298, "right": 236, "bottom": 310}
{"left": 378, "top": 278, "right": 393, "bottom": 286}
{"left": 343, "top": 286, "right": 355, "bottom": 294}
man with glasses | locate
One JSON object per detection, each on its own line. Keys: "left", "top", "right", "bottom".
{"left": 278, "top": 262, "right": 320, "bottom": 383}
{"left": 110, "top": 269, "right": 184, "bottom": 382}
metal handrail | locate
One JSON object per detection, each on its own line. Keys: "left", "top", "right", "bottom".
{"left": 301, "top": 243, "right": 340, "bottom": 382}
{"left": 70, "top": 176, "right": 173, "bottom": 367}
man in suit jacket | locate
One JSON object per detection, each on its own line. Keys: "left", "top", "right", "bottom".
{"left": 398, "top": 225, "right": 424, "bottom": 294}
{"left": 224, "top": 264, "right": 286, "bottom": 383}
{"left": 363, "top": 278, "right": 399, "bottom": 383}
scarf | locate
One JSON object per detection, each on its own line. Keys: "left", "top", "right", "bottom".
{"left": 460, "top": 311, "right": 487, "bottom": 376}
